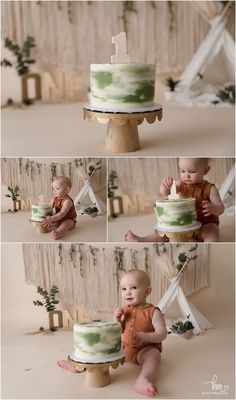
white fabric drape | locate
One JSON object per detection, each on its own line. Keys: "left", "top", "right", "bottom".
{"left": 23, "top": 243, "right": 208, "bottom": 314}
{"left": 1, "top": 158, "right": 106, "bottom": 208}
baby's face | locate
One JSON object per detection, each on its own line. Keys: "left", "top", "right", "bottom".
{"left": 179, "top": 159, "right": 209, "bottom": 185}
{"left": 120, "top": 274, "right": 150, "bottom": 307}
{"left": 52, "top": 180, "right": 69, "bottom": 198}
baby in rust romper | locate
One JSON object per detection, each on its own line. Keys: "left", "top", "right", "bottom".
{"left": 115, "top": 269, "right": 167, "bottom": 397}
{"left": 42, "top": 176, "right": 77, "bottom": 240}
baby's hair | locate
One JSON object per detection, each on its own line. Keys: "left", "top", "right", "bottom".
{"left": 121, "top": 269, "right": 151, "bottom": 287}
{"left": 178, "top": 158, "right": 210, "bottom": 167}
{"left": 53, "top": 176, "right": 72, "bottom": 188}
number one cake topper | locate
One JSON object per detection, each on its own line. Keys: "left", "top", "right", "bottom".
{"left": 38, "top": 194, "right": 45, "bottom": 205}
{"left": 111, "top": 32, "right": 131, "bottom": 63}
{"left": 168, "top": 180, "right": 180, "bottom": 200}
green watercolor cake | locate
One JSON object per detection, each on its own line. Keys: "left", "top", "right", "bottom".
{"left": 31, "top": 204, "right": 53, "bottom": 222}
{"left": 155, "top": 198, "right": 198, "bottom": 231}
{"left": 73, "top": 322, "right": 122, "bottom": 363}
{"left": 90, "top": 63, "right": 155, "bottom": 111}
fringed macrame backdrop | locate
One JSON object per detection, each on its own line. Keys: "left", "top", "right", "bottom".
{"left": 23, "top": 243, "right": 208, "bottom": 315}
{"left": 109, "top": 158, "right": 235, "bottom": 213}
{"left": 1, "top": 157, "right": 106, "bottom": 207}
{"left": 2, "top": 1, "right": 234, "bottom": 75}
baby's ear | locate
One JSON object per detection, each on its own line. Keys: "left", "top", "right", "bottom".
{"left": 145, "top": 286, "right": 152, "bottom": 297}
{"left": 65, "top": 186, "right": 70, "bottom": 193}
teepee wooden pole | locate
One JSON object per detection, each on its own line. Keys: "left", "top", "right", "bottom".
{"left": 175, "top": 259, "right": 190, "bottom": 281}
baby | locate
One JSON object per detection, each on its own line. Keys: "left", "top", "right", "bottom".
{"left": 125, "top": 158, "right": 225, "bottom": 242}
{"left": 42, "top": 176, "right": 77, "bottom": 240}
{"left": 115, "top": 269, "right": 167, "bottom": 397}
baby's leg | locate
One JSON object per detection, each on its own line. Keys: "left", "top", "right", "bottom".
{"left": 125, "top": 230, "right": 165, "bottom": 243}
{"left": 134, "top": 347, "right": 161, "bottom": 397}
{"left": 200, "top": 223, "right": 220, "bottom": 242}
{"left": 51, "top": 219, "right": 75, "bottom": 240}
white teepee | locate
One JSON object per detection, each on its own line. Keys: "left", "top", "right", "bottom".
{"left": 219, "top": 163, "right": 235, "bottom": 215}
{"left": 166, "top": 1, "right": 235, "bottom": 106}
{"left": 74, "top": 172, "right": 106, "bottom": 216}
{"left": 157, "top": 261, "right": 212, "bottom": 334}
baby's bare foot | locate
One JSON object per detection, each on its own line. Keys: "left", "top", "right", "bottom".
{"left": 134, "top": 377, "right": 159, "bottom": 397}
{"left": 51, "top": 230, "right": 63, "bottom": 240}
{"left": 125, "top": 230, "right": 143, "bottom": 242}
{"left": 57, "top": 360, "right": 85, "bottom": 373}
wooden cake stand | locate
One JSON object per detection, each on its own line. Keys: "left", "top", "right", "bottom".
{"left": 83, "top": 105, "right": 163, "bottom": 153}
{"left": 30, "top": 219, "right": 48, "bottom": 234}
{"left": 68, "top": 354, "right": 125, "bottom": 388}
{"left": 154, "top": 222, "right": 202, "bottom": 243}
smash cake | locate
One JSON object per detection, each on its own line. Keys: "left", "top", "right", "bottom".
{"left": 71, "top": 322, "right": 124, "bottom": 363}
{"left": 155, "top": 198, "right": 201, "bottom": 232}
{"left": 90, "top": 63, "right": 156, "bottom": 112}
{"left": 31, "top": 204, "right": 53, "bottom": 222}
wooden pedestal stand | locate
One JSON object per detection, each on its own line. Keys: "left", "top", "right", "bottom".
{"left": 83, "top": 106, "right": 163, "bottom": 153}
{"left": 30, "top": 219, "right": 48, "bottom": 234}
{"left": 68, "top": 355, "right": 125, "bottom": 388}
{"left": 154, "top": 223, "right": 201, "bottom": 243}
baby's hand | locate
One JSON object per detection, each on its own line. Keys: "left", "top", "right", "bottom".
{"left": 42, "top": 216, "right": 54, "bottom": 228}
{"left": 162, "top": 176, "right": 173, "bottom": 190}
{"left": 134, "top": 331, "right": 149, "bottom": 345}
{"left": 114, "top": 307, "right": 124, "bottom": 323}
{"left": 202, "top": 200, "right": 216, "bottom": 216}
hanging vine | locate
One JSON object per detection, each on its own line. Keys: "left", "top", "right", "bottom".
{"left": 143, "top": 247, "right": 151, "bottom": 275}
{"left": 19, "top": 158, "right": 23, "bottom": 174}
{"left": 58, "top": 243, "right": 63, "bottom": 265}
{"left": 50, "top": 163, "right": 57, "bottom": 180}
{"left": 78, "top": 244, "right": 84, "bottom": 278}
{"left": 167, "top": 1, "right": 175, "bottom": 32}
{"left": 119, "top": 1, "right": 138, "bottom": 33}
{"left": 131, "top": 249, "right": 138, "bottom": 269}
{"left": 89, "top": 245, "right": 99, "bottom": 266}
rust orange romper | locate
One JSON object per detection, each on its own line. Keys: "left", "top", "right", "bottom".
{"left": 53, "top": 195, "right": 77, "bottom": 227}
{"left": 123, "top": 304, "right": 162, "bottom": 364}
{"left": 179, "top": 180, "right": 219, "bottom": 225}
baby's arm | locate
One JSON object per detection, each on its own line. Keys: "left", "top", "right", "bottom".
{"left": 160, "top": 177, "right": 173, "bottom": 196}
{"left": 134, "top": 308, "right": 167, "bottom": 344}
{"left": 114, "top": 307, "right": 125, "bottom": 332}
{"left": 202, "top": 186, "right": 225, "bottom": 217}
{"left": 42, "top": 199, "right": 72, "bottom": 227}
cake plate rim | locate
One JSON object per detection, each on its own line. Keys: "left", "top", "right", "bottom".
{"left": 68, "top": 349, "right": 125, "bottom": 365}
{"left": 154, "top": 221, "right": 202, "bottom": 233}
{"left": 84, "top": 103, "right": 162, "bottom": 114}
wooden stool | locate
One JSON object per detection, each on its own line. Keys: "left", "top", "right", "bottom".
{"left": 68, "top": 355, "right": 125, "bottom": 388}
{"left": 154, "top": 223, "right": 201, "bottom": 243}
{"left": 30, "top": 219, "right": 48, "bottom": 234}
{"left": 83, "top": 106, "right": 163, "bottom": 153}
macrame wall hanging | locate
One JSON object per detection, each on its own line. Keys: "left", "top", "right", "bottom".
{"left": 1, "top": 157, "right": 106, "bottom": 209}
{"left": 23, "top": 243, "right": 208, "bottom": 316}
{"left": 2, "top": 1, "right": 234, "bottom": 76}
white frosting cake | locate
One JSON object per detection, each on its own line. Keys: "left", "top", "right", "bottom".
{"left": 72, "top": 322, "right": 122, "bottom": 363}
{"left": 31, "top": 204, "right": 53, "bottom": 222}
{"left": 155, "top": 198, "right": 199, "bottom": 231}
{"left": 90, "top": 63, "right": 155, "bottom": 112}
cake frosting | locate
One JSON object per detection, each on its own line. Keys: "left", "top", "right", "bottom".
{"left": 31, "top": 204, "right": 53, "bottom": 222}
{"left": 155, "top": 198, "right": 199, "bottom": 231}
{"left": 90, "top": 63, "right": 155, "bottom": 111}
{"left": 73, "top": 322, "right": 122, "bottom": 363}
